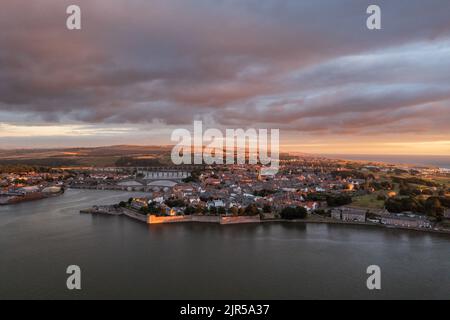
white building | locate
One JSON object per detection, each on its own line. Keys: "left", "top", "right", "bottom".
{"left": 207, "top": 200, "right": 225, "bottom": 209}
{"left": 381, "top": 213, "right": 432, "bottom": 229}
{"left": 331, "top": 207, "right": 366, "bottom": 222}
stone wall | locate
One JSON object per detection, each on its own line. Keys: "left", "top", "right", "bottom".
{"left": 220, "top": 215, "right": 261, "bottom": 224}
{"left": 146, "top": 214, "right": 261, "bottom": 224}
{"left": 191, "top": 215, "right": 221, "bottom": 223}
{"left": 148, "top": 215, "right": 192, "bottom": 224}
{"left": 122, "top": 208, "right": 148, "bottom": 222}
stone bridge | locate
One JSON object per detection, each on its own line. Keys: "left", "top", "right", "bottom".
{"left": 136, "top": 169, "right": 190, "bottom": 181}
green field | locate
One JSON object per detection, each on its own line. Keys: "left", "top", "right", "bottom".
{"left": 352, "top": 194, "right": 385, "bottom": 209}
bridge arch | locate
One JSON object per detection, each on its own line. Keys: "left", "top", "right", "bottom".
{"left": 146, "top": 180, "right": 178, "bottom": 187}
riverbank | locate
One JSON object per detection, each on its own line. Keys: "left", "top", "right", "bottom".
{"left": 262, "top": 216, "right": 450, "bottom": 235}
{"left": 147, "top": 214, "right": 261, "bottom": 225}
{"left": 80, "top": 205, "right": 450, "bottom": 234}
{"left": 0, "top": 190, "right": 64, "bottom": 205}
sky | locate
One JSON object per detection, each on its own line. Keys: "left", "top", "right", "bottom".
{"left": 1, "top": 0, "right": 450, "bottom": 155}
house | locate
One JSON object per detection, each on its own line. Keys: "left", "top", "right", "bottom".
{"left": 152, "top": 196, "right": 165, "bottom": 204}
{"left": 207, "top": 200, "right": 225, "bottom": 209}
{"left": 169, "top": 207, "right": 185, "bottom": 216}
{"left": 157, "top": 204, "right": 183, "bottom": 216}
{"left": 331, "top": 208, "right": 342, "bottom": 220}
{"left": 444, "top": 209, "right": 450, "bottom": 219}
{"left": 130, "top": 198, "right": 148, "bottom": 210}
{"left": 381, "top": 213, "right": 432, "bottom": 229}
{"left": 186, "top": 196, "right": 201, "bottom": 205}
{"left": 331, "top": 207, "right": 366, "bottom": 222}
{"left": 341, "top": 208, "right": 367, "bottom": 222}
{"left": 303, "top": 201, "right": 319, "bottom": 212}
{"left": 205, "top": 178, "right": 221, "bottom": 186}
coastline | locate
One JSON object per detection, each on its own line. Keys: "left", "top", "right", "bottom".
{"left": 80, "top": 206, "right": 450, "bottom": 235}
{"left": 261, "top": 218, "right": 450, "bottom": 235}
{"left": 0, "top": 191, "right": 64, "bottom": 205}
{"left": 320, "top": 153, "right": 450, "bottom": 169}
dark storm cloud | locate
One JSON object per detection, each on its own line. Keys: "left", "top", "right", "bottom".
{"left": 1, "top": 0, "right": 450, "bottom": 135}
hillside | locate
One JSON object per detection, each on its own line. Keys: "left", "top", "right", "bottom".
{"left": 0, "top": 145, "right": 174, "bottom": 167}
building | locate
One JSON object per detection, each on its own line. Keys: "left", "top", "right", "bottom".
{"left": 130, "top": 198, "right": 149, "bottom": 210}
{"left": 331, "top": 207, "right": 366, "bottom": 222}
{"left": 207, "top": 200, "right": 225, "bottom": 209}
{"left": 444, "top": 209, "right": 450, "bottom": 219}
{"left": 381, "top": 213, "right": 432, "bottom": 229}
{"left": 331, "top": 209, "right": 342, "bottom": 220}
{"left": 303, "top": 201, "right": 319, "bottom": 212}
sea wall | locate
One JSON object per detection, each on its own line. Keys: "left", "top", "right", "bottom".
{"left": 147, "top": 214, "right": 260, "bottom": 224}
{"left": 220, "top": 215, "right": 261, "bottom": 224}
{"left": 191, "top": 215, "right": 221, "bottom": 223}
{"left": 148, "top": 215, "right": 192, "bottom": 224}
{"left": 122, "top": 208, "right": 148, "bottom": 222}
{"left": 2, "top": 192, "right": 46, "bottom": 205}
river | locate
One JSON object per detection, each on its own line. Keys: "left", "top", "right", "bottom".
{"left": 0, "top": 189, "right": 449, "bottom": 299}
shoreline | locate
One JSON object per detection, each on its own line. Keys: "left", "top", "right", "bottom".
{"left": 261, "top": 218, "right": 450, "bottom": 235}
{"left": 81, "top": 206, "right": 450, "bottom": 235}
{"left": 318, "top": 153, "right": 450, "bottom": 170}
{"left": 0, "top": 191, "right": 64, "bottom": 205}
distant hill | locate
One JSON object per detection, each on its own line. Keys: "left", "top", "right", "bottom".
{"left": 0, "top": 145, "right": 174, "bottom": 167}
{"left": 0, "top": 145, "right": 317, "bottom": 168}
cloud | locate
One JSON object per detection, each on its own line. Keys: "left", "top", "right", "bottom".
{"left": 0, "top": 0, "right": 450, "bottom": 146}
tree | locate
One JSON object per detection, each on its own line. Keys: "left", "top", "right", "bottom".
{"left": 164, "top": 197, "right": 186, "bottom": 208}
{"left": 253, "top": 189, "right": 276, "bottom": 197}
{"left": 184, "top": 206, "right": 196, "bottom": 215}
{"left": 245, "top": 204, "right": 259, "bottom": 216}
{"left": 316, "top": 209, "right": 331, "bottom": 217}
{"left": 183, "top": 169, "right": 202, "bottom": 183}
{"left": 118, "top": 201, "right": 127, "bottom": 208}
{"left": 280, "top": 206, "right": 307, "bottom": 220}
{"left": 139, "top": 206, "right": 150, "bottom": 215}
{"left": 425, "top": 197, "right": 444, "bottom": 220}
{"left": 229, "top": 207, "right": 239, "bottom": 216}
{"left": 385, "top": 198, "right": 403, "bottom": 213}
{"left": 326, "top": 195, "right": 352, "bottom": 207}
{"left": 195, "top": 205, "right": 204, "bottom": 214}
{"left": 263, "top": 204, "right": 272, "bottom": 213}
{"left": 217, "top": 207, "right": 226, "bottom": 215}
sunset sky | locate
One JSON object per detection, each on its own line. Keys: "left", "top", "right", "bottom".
{"left": 1, "top": 0, "right": 450, "bottom": 155}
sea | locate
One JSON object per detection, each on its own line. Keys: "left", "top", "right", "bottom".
{"left": 0, "top": 189, "right": 449, "bottom": 299}
{"left": 322, "top": 154, "right": 450, "bottom": 169}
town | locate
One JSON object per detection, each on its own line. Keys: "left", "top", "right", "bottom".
{"left": 2, "top": 156, "right": 449, "bottom": 233}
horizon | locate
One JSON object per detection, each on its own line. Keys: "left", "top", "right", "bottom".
{"left": 2, "top": 143, "right": 450, "bottom": 158}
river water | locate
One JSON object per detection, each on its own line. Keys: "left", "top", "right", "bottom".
{"left": 0, "top": 189, "right": 449, "bottom": 299}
